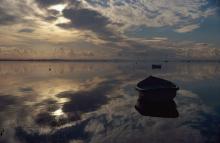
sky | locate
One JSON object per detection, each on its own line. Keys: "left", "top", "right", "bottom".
{"left": 0, "top": 0, "right": 220, "bottom": 60}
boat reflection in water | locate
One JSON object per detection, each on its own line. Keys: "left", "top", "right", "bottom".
{"left": 135, "top": 76, "right": 179, "bottom": 118}
{"left": 135, "top": 99, "right": 179, "bottom": 118}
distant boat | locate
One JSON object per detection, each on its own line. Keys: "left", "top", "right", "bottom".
{"left": 187, "top": 60, "right": 191, "bottom": 63}
{"left": 136, "top": 76, "right": 179, "bottom": 101}
{"left": 152, "top": 64, "right": 162, "bottom": 69}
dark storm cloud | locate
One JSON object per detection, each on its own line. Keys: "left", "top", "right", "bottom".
{"left": 18, "top": 28, "right": 35, "bottom": 33}
{"left": 35, "top": 0, "right": 65, "bottom": 7}
{"left": 58, "top": 8, "right": 120, "bottom": 41}
{"left": 0, "top": 8, "right": 18, "bottom": 25}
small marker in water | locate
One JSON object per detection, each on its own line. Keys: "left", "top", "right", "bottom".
{"left": 0, "top": 128, "right": 4, "bottom": 136}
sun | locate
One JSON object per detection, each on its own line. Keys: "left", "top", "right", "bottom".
{"left": 48, "top": 4, "right": 67, "bottom": 13}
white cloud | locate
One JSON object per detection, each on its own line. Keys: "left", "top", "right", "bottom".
{"left": 175, "top": 24, "right": 200, "bottom": 33}
{"left": 82, "top": 0, "right": 216, "bottom": 33}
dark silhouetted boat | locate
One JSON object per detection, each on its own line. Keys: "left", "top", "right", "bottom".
{"left": 135, "top": 100, "right": 179, "bottom": 118}
{"left": 135, "top": 76, "right": 179, "bottom": 117}
{"left": 152, "top": 64, "right": 162, "bottom": 69}
{"left": 136, "top": 76, "right": 179, "bottom": 101}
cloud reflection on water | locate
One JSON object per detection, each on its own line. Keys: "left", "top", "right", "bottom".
{"left": 0, "top": 62, "right": 220, "bottom": 143}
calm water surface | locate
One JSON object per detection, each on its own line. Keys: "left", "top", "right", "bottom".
{"left": 0, "top": 61, "right": 220, "bottom": 143}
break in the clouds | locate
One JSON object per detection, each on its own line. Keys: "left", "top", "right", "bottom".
{"left": 0, "top": 0, "right": 219, "bottom": 60}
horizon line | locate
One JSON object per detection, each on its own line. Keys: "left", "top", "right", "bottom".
{"left": 0, "top": 59, "right": 220, "bottom": 63}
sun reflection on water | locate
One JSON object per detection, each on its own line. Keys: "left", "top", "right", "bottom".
{"left": 52, "top": 108, "right": 64, "bottom": 116}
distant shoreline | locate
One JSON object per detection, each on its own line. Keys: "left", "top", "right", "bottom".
{"left": 0, "top": 59, "right": 134, "bottom": 62}
{"left": 0, "top": 59, "right": 220, "bottom": 63}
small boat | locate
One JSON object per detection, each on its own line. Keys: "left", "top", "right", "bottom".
{"left": 152, "top": 64, "right": 162, "bottom": 69}
{"left": 136, "top": 76, "right": 179, "bottom": 101}
{"left": 187, "top": 60, "right": 191, "bottom": 63}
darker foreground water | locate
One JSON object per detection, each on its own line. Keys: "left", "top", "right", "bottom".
{"left": 0, "top": 61, "right": 220, "bottom": 143}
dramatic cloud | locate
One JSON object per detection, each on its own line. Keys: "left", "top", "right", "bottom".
{"left": 58, "top": 7, "right": 119, "bottom": 41}
{"left": 0, "top": 0, "right": 219, "bottom": 60}
{"left": 81, "top": 0, "right": 216, "bottom": 32}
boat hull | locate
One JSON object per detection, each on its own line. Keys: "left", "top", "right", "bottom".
{"left": 137, "top": 88, "right": 178, "bottom": 102}
{"left": 135, "top": 76, "right": 179, "bottom": 117}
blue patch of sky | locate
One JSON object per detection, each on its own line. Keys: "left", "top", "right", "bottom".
{"left": 202, "top": 0, "right": 220, "bottom": 15}
{"left": 207, "top": 0, "right": 220, "bottom": 8}
{"left": 125, "top": 15, "right": 220, "bottom": 46}
{"left": 86, "top": 0, "right": 110, "bottom": 7}
{"left": 125, "top": 0, "right": 220, "bottom": 46}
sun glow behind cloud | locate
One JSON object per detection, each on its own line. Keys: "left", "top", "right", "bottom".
{"left": 0, "top": 0, "right": 219, "bottom": 60}
{"left": 48, "top": 4, "right": 67, "bottom": 13}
